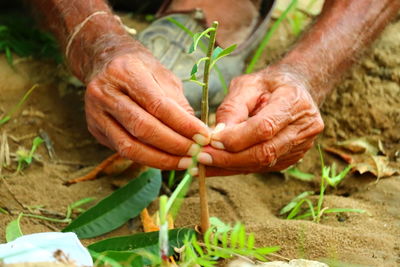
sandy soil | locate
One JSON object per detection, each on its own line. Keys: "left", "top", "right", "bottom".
{"left": 0, "top": 8, "right": 399, "bottom": 267}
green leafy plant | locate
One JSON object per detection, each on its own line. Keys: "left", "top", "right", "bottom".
{"left": 167, "top": 18, "right": 229, "bottom": 94}
{"left": 5, "top": 213, "right": 23, "bottom": 242}
{"left": 178, "top": 218, "right": 279, "bottom": 266}
{"left": 15, "top": 136, "right": 43, "bottom": 172}
{"left": 280, "top": 146, "right": 365, "bottom": 222}
{"left": 63, "top": 168, "right": 162, "bottom": 238}
{"left": 0, "top": 14, "right": 61, "bottom": 65}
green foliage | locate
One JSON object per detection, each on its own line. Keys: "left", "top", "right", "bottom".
{"left": 62, "top": 168, "right": 162, "bottom": 238}
{"left": 166, "top": 17, "right": 228, "bottom": 93}
{"left": 88, "top": 228, "right": 195, "bottom": 266}
{"left": 178, "top": 218, "right": 280, "bottom": 266}
{"left": 5, "top": 213, "right": 23, "bottom": 242}
{"left": 15, "top": 136, "right": 43, "bottom": 172}
{"left": 0, "top": 13, "right": 61, "bottom": 65}
{"left": 280, "top": 146, "right": 366, "bottom": 222}
{"left": 0, "top": 84, "right": 38, "bottom": 127}
{"left": 188, "top": 27, "right": 236, "bottom": 88}
{"left": 283, "top": 167, "right": 315, "bottom": 181}
{"left": 246, "top": 0, "right": 298, "bottom": 73}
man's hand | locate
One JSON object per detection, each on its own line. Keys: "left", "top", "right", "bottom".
{"left": 85, "top": 46, "right": 209, "bottom": 170}
{"left": 198, "top": 67, "right": 324, "bottom": 175}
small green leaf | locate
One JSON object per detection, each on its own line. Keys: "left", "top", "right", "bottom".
{"left": 210, "top": 44, "right": 237, "bottom": 69}
{"left": 0, "top": 207, "right": 9, "bottom": 214}
{"left": 286, "top": 199, "right": 308, "bottom": 220}
{"left": 284, "top": 167, "right": 315, "bottom": 181}
{"left": 211, "top": 47, "right": 223, "bottom": 60}
{"left": 189, "top": 27, "right": 214, "bottom": 53}
{"left": 5, "top": 46, "right": 13, "bottom": 65}
{"left": 6, "top": 213, "right": 23, "bottom": 242}
{"left": 166, "top": 172, "right": 193, "bottom": 219}
{"left": 69, "top": 197, "right": 96, "bottom": 210}
{"left": 62, "top": 169, "right": 162, "bottom": 238}
{"left": 190, "top": 63, "right": 198, "bottom": 76}
{"left": 280, "top": 191, "right": 314, "bottom": 215}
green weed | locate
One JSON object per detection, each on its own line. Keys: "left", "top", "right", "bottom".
{"left": 0, "top": 13, "right": 61, "bottom": 65}
{"left": 15, "top": 136, "right": 43, "bottom": 173}
{"left": 280, "top": 146, "right": 365, "bottom": 222}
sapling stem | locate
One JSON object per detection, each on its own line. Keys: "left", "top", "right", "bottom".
{"left": 198, "top": 21, "right": 218, "bottom": 233}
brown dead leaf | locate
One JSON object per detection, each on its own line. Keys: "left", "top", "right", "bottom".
{"left": 324, "top": 138, "right": 399, "bottom": 178}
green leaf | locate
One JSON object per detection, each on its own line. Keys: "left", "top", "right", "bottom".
{"left": 5, "top": 46, "right": 13, "bottom": 65}
{"left": 210, "top": 44, "right": 237, "bottom": 69}
{"left": 166, "top": 172, "right": 193, "bottom": 219}
{"left": 90, "top": 250, "right": 144, "bottom": 267}
{"left": 189, "top": 27, "right": 214, "bottom": 53}
{"left": 255, "top": 246, "right": 280, "bottom": 255}
{"left": 69, "top": 197, "right": 96, "bottom": 210}
{"left": 286, "top": 199, "right": 308, "bottom": 220}
{"left": 6, "top": 213, "right": 23, "bottom": 242}
{"left": 62, "top": 168, "right": 162, "bottom": 238}
{"left": 88, "top": 228, "right": 194, "bottom": 256}
{"left": 190, "top": 63, "right": 198, "bottom": 76}
{"left": 280, "top": 191, "right": 314, "bottom": 215}
{"left": 284, "top": 167, "right": 315, "bottom": 181}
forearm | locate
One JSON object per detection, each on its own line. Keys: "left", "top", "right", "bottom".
{"left": 277, "top": 0, "right": 400, "bottom": 105}
{"left": 28, "top": 0, "right": 137, "bottom": 82}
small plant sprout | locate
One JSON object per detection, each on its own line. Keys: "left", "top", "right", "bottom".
{"left": 15, "top": 136, "right": 43, "bottom": 173}
{"left": 280, "top": 145, "right": 365, "bottom": 222}
{"left": 188, "top": 21, "right": 237, "bottom": 233}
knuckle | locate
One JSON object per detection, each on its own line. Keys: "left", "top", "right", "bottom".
{"left": 86, "top": 83, "right": 104, "bottom": 100}
{"left": 131, "top": 116, "right": 157, "bottom": 141}
{"left": 257, "top": 117, "right": 275, "bottom": 139}
{"left": 146, "top": 97, "right": 164, "bottom": 116}
{"left": 254, "top": 142, "right": 277, "bottom": 167}
{"left": 117, "top": 140, "right": 139, "bottom": 160}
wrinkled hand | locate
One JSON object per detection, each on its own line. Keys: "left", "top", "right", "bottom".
{"left": 198, "top": 66, "right": 324, "bottom": 175}
{"left": 85, "top": 44, "right": 210, "bottom": 170}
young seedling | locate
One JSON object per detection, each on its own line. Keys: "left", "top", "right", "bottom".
{"left": 14, "top": 136, "right": 44, "bottom": 173}
{"left": 188, "top": 21, "right": 237, "bottom": 232}
{"left": 280, "top": 146, "right": 365, "bottom": 222}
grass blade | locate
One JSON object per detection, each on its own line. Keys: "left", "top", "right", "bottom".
{"left": 246, "top": 0, "right": 298, "bottom": 73}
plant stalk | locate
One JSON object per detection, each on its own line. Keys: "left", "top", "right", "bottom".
{"left": 198, "top": 21, "right": 218, "bottom": 233}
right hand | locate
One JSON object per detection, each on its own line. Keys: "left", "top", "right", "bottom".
{"left": 85, "top": 44, "right": 210, "bottom": 170}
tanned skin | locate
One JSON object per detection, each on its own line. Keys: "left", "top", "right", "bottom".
{"left": 29, "top": 0, "right": 400, "bottom": 176}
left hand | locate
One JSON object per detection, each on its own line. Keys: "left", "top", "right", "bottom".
{"left": 197, "top": 66, "right": 324, "bottom": 176}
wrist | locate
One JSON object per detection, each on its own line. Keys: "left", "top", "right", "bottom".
{"left": 66, "top": 13, "right": 138, "bottom": 82}
{"left": 270, "top": 55, "right": 331, "bottom": 106}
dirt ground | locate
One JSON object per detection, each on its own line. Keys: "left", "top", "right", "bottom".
{"left": 0, "top": 6, "right": 399, "bottom": 267}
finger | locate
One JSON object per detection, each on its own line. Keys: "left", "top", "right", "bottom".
{"left": 94, "top": 86, "right": 200, "bottom": 157}
{"left": 205, "top": 167, "right": 246, "bottom": 177}
{"left": 199, "top": 123, "right": 319, "bottom": 169}
{"left": 121, "top": 68, "right": 211, "bottom": 145}
{"left": 96, "top": 113, "right": 194, "bottom": 170}
{"left": 216, "top": 75, "right": 263, "bottom": 126}
{"left": 212, "top": 96, "right": 323, "bottom": 152}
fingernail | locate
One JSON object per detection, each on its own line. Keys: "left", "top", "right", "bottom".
{"left": 213, "top": 123, "right": 225, "bottom": 134}
{"left": 197, "top": 152, "right": 213, "bottom": 165}
{"left": 193, "top": 134, "right": 209, "bottom": 146}
{"left": 211, "top": 140, "right": 225, "bottom": 150}
{"left": 187, "top": 143, "right": 201, "bottom": 156}
{"left": 178, "top": 157, "right": 192, "bottom": 169}
{"left": 189, "top": 167, "right": 199, "bottom": 176}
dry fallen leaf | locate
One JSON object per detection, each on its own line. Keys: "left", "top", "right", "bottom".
{"left": 324, "top": 138, "right": 399, "bottom": 179}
